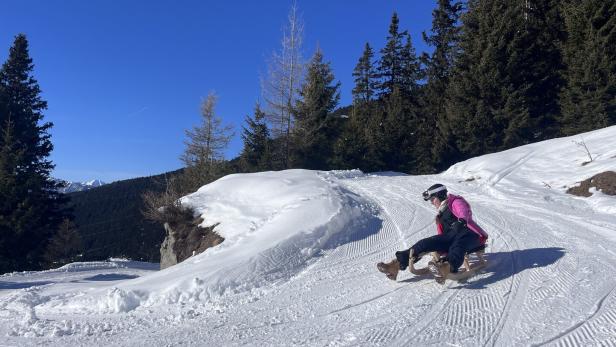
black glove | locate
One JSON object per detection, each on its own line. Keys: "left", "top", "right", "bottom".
{"left": 451, "top": 218, "right": 467, "bottom": 233}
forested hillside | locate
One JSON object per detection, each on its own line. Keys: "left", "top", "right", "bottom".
{"left": 68, "top": 170, "right": 182, "bottom": 262}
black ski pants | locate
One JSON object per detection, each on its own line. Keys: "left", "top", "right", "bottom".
{"left": 395, "top": 230, "right": 482, "bottom": 273}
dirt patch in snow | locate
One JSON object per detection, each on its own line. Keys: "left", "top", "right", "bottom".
{"left": 566, "top": 171, "right": 616, "bottom": 197}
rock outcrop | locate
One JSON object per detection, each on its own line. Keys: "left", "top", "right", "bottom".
{"left": 566, "top": 171, "right": 616, "bottom": 197}
{"left": 159, "top": 216, "right": 224, "bottom": 270}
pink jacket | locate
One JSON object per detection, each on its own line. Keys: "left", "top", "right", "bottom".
{"left": 436, "top": 194, "right": 489, "bottom": 244}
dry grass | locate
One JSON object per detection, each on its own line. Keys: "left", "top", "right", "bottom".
{"left": 566, "top": 171, "right": 616, "bottom": 197}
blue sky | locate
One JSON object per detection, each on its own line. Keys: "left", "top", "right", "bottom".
{"left": 1, "top": 1, "right": 436, "bottom": 183}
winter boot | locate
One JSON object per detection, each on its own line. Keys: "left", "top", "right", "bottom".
{"left": 428, "top": 260, "right": 450, "bottom": 285}
{"left": 377, "top": 259, "right": 400, "bottom": 281}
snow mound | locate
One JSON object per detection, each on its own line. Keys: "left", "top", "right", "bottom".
{"left": 72, "top": 169, "right": 377, "bottom": 313}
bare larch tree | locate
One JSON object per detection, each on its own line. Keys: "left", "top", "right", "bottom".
{"left": 261, "top": 2, "right": 305, "bottom": 169}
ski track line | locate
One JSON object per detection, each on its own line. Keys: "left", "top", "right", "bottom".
{"left": 323, "top": 281, "right": 414, "bottom": 316}
{"left": 483, "top": 195, "right": 610, "bottom": 346}
{"left": 391, "top": 282, "right": 465, "bottom": 345}
{"left": 532, "top": 280, "right": 616, "bottom": 346}
{"left": 315, "top": 179, "right": 422, "bottom": 272}
{"left": 307, "top": 178, "right": 400, "bottom": 269}
{"left": 486, "top": 150, "right": 535, "bottom": 186}
{"left": 490, "top": 190, "right": 616, "bottom": 342}
{"left": 484, "top": 207, "right": 545, "bottom": 346}
{"left": 343, "top": 177, "right": 433, "bottom": 242}
{"left": 480, "top": 208, "right": 530, "bottom": 346}
{"left": 344, "top": 180, "right": 408, "bottom": 247}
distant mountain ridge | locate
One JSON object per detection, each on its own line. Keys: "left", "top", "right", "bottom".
{"left": 58, "top": 179, "right": 106, "bottom": 194}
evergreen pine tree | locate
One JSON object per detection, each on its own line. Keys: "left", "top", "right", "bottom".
{"left": 399, "top": 34, "right": 422, "bottom": 98}
{"left": 560, "top": 0, "right": 616, "bottom": 134}
{"left": 377, "top": 13, "right": 406, "bottom": 97}
{"left": 352, "top": 43, "right": 377, "bottom": 104}
{"left": 422, "top": 0, "right": 463, "bottom": 171}
{"left": 501, "top": 0, "right": 565, "bottom": 146}
{"left": 446, "top": 0, "right": 565, "bottom": 158}
{"left": 333, "top": 43, "right": 377, "bottom": 170}
{"left": 363, "top": 102, "right": 388, "bottom": 172}
{"left": 381, "top": 87, "right": 409, "bottom": 170}
{"left": 293, "top": 49, "right": 340, "bottom": 170}
{"left": 446, "top": 0, "right": 508, "bottom": 157}
{"left": 372, "top": 13, "right": 426, "bottom": 172}
{"left": 240, "top": 103, "right": 271, "bottom": 172}
{"left": 331, "top": 107, "right": 365, "bottom": 170}
{"left": 0, "top": 118, "right": 25, "bottom": 272}
{"left": 0, "top": 34, "right": 69, "bottom": 272}
{"left": 399, "top": 32, "right": 429, "bottom": 173}
{"left": 43, "top": 218, "right": 82, "bottom": 267}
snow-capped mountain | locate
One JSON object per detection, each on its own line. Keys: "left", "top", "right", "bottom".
{"left": 2, "top": 126, "right": 615, "bottom": 345}
{"left": 58, "top": 179, "right": 106, "bottom": 194}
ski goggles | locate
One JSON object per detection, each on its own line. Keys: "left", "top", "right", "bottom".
{"left": 422, "top": 185, "right": 447, "bottom": 201}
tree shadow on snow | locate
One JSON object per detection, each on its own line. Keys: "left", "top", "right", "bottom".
{"left": 0, "top": 281, "right": 55, "bottom": 290}
{"left": 83, "top": 273, "right": 140, "bottom": 281}
{"left": 452, "top": 247, "right": 566, "bottom": 290}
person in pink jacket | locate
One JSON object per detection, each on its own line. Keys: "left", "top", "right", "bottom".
{"left": 377, "top": 184, "right": 488, "bottom": 281}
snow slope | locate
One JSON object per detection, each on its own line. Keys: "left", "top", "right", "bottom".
{"left": 1, "top": 126, "right": 616, "bottom": 346}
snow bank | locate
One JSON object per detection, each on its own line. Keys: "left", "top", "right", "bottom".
{"left": 444, "top": 125, "right": 616, "bottom": 214}
{"left": 60, "top": 169, "right": 376, "bottom": 313}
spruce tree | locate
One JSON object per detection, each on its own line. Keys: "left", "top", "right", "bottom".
{"left": 293, "top": 49, "right": 340, "bottom": 170}
{"left": 377, "top": 13, "right": 406, "bottom": 97}
{"left": 399, "top": 34, "right": 422, "bottom": 98}
{"left": 352, "top": 43, "right": 377, "bottom": 104}
{"left": 560, "top": 0, "right": 616, "bottom": 135}
{"left": 44, "top": 218, "right": 82, "bottom": 267}
{"left": 399, "top": 31, "right": 427, "bottom": 173}
{"left": 0, "top": 34, "right": 68, "bottom": 272}
{"left": 501, "top": 0, "right": 565, "bottom": 146}
{"left": 240, "top": 103, "right": 271, "bottom": 172}
{"left": 363, "top": 102, "right": 387, "bottom": 172}
{"left": 446, "top": 0, "right": 508, "bottom": 158}
{"left": 446, "top": 0, "right": 565, "bottom": 158}
{"left": 381, "top": 87, "right": 409, "bottom": 170}
{"left": 333, "top": 43, "right": 377, "bottom": 170}
{"left": 332, "top": 107, "right": 366, "bottom": 170}
{"left": 0, "top": 118, "right": 25, "bottom": 272}
{"left": 422, "top": 0, "right": 463, "bottom": 171}
{"left": 371, "top": 13, "right": 426, "bottom": 172}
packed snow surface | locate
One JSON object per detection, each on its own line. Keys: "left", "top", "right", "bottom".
{"left": 2, "top": 126, "right": 616, "bottom": 346}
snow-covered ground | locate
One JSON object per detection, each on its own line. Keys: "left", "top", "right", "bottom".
{"left": 2, "top": 126, "right": 616, "bottom": 346}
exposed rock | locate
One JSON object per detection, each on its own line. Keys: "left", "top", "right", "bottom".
{"left": 159, "top": 216, "right": 224, "bottom": 270}
{"left": 566, "top": 171, "right": 616, "bottom": 197}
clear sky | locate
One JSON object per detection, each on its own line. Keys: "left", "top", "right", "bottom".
{"left": 1, "top": 0, "right": 436, "bottom": 183}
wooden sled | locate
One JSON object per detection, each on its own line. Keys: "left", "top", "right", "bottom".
{"left": 409, "top": 244, "right": 487, "bottom": 283}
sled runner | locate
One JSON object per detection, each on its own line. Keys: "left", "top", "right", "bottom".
{"left": 409, "top": 244, "right": 487, "bottom": 284}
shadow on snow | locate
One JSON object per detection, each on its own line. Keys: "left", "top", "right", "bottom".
{"left": 83, "top": 273, "right": 140, "bottom": 281}
{"left": 0, "top": 281, "right": 55, "bottom": 290}
{"left": 396, "top": 247, "right": 566, "bottom": 289}
{"left": 453, "top": 247, "right": 566, "bottom": 289}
